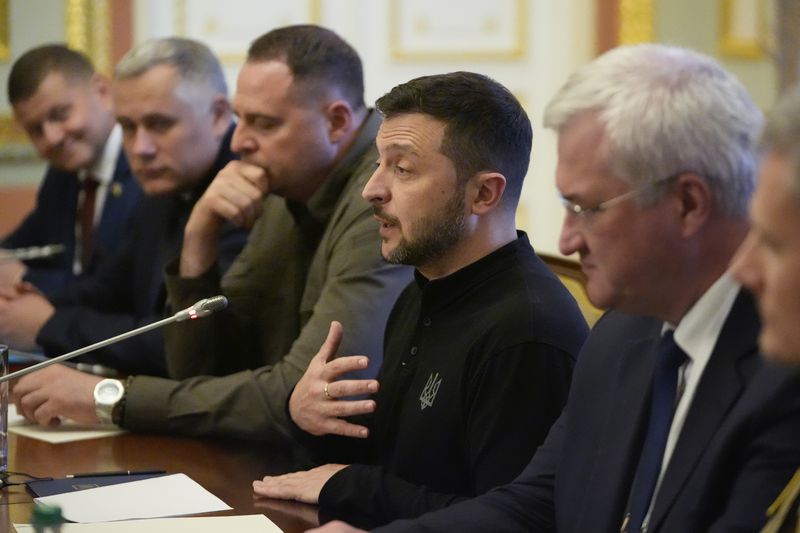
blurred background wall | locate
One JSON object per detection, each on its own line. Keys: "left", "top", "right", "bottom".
{"left": 0, "top": 0, "right": 786, "bottom": 255}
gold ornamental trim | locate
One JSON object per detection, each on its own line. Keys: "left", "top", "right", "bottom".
{"left": 66, "top": 0, "right": 112, "bottom": 74}
{"left": 618, "top": 0, "right": 654, "bottom": 45}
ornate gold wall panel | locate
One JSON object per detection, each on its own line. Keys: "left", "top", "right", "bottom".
{"left": 618, "top": 0, "right": 654, "bottom": 45}
{"left": 66, "top": 0, "right": 112, "bottom": 74}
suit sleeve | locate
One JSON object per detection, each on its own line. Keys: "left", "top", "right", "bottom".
{"left": 706, "top": 371, "right": 800, "bottom": 533}
{"left": 34, "top": 233, "right": 166, "bottom": 375}
{"left": 124, "top": 208, "right": 411, "bottom": 444}
{"left": 2, "top": 171, "right": 78, "bottom": 296}
{"left": 35, "top": 216, "right": 246, "bottom": 377}
{"left": 319, "top": 343, "right": 574, "bottom": 525}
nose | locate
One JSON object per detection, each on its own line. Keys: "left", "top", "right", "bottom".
{"left": 730, "top": 231, "right": 763, "bottom": 295}
{"left": 362, "top": 166, "right": 389, "bottom": 204}
{"left": 230, "top": 122, "right": 256, "bottom": 155}
{"left": 131, "top": 127, "right": 157, "bottom": 158}
{"left": 42, "top": 120, "right": 65, "bottom": 148}
{"left": 558, "top": 212, "right": 585, "bottom": 256}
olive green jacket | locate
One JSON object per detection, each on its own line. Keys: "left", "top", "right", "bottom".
{"left": 123, "top": 111, "right": 413, "bottom": 444}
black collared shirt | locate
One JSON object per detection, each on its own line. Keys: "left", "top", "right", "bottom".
{"left": 319, "top": 232, "right": 589, "bottom": 526}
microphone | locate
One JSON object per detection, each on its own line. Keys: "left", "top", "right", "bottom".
{"left": 0, "top": 295, "right": 228, "bottom": 383}
{"left": 171, "top": 295, "right": 228, "bottom": 321}
{"left": 0, "top": 244, "right": 66, "bottom": 263}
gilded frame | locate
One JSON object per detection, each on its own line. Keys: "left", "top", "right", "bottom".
{"left": 389, "top": 0, "right": 527, "bottom": 61}
{"left": 618, "top": 0, "right": 654, "bottom": 45}
{"left": 0, "top": 0, "right": 8, "bottom": 60}
{"left": 719, "top": 0, "right": 766, "bottom": 59}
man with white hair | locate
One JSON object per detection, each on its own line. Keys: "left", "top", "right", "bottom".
{"left": 313, "top": 44, "right": 800, "bottom": 533}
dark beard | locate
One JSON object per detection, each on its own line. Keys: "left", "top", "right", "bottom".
{"left": 383, "top": 188, "right": 466, "bottom": 267}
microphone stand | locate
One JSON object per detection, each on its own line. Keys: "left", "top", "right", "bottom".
{"left": 0, "top": 295, "right": 227, "bottom": 383}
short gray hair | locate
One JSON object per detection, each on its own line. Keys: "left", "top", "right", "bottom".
{"left": 762, "top": 87, "right": 800, "bottom": 204}
{"left": 114, "top": 37, "right": 227, "bottom": 97}
{"left": 544, "top": 43, "right": 762, "bottom": 217}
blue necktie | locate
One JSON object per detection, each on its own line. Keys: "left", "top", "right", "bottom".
{"left": 626, "top": 330, "right": 687, "bottom": 532}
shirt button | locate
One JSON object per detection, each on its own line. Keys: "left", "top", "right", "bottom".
{"left": 422, "top": 317, "right": 432, "bottom": 326}
{"left": 410, "top": 346, "right": 418, "bottom": 355}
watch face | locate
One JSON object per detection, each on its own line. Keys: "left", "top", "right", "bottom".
{"left": 97, "top": 381, "right": 123, "bottom": 402}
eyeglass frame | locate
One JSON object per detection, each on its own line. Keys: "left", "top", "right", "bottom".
{"left": 558, "top": 173, "right": 682, "bottom": 222}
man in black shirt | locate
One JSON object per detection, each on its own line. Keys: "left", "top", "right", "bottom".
{"left": 252, "top": 72, "right": 588, "bottom": 527}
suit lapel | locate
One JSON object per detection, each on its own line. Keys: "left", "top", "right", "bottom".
{"left": 648, "top": 290, "right": 760, "bottom": 529}
{"left": 94, "top": 151, "right": 141, "bottom": 253}
{"left": 578, "top": 320, "right": 662, "bottom": 532}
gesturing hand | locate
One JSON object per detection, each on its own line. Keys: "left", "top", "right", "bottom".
{"left": 289, "top": 321, "right": 379, "bottom": 438}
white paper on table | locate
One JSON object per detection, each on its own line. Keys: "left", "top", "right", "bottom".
{"left": 7, "top": 404, "right": 125, "bottom": 443}
{"left": 13, "top": 514, "right": 283, "bottom": 532}
{"left": 33, "top": 473, "right": 232, "bottom": 523}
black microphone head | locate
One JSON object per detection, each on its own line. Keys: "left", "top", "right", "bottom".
{"left": 199, "top": 295, "right": 228, "bottom": 314}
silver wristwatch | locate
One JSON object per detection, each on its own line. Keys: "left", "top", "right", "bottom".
{"left": 93, "top": 378, "right": 125, "bottom": 425}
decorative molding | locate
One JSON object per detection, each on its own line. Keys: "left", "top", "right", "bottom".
{"left": 0, "top": 0, "right": 8, "bottom": 61}
{"left": 175, "top": 0, "right": 321, "bottom": 65}
{"left": 0, "top": 114, "right": 36, "bottom": 160}
{"left": 66, "top": 0, "right": 112, "bottom": 73}
{"left": 618, "top": 0, "right": 654, "bottom": 45}
{"left": 719, "top": 0, "right": 766, "bottom": 59}
{"left": 389, "top": 0, "right": 526, "bottom": 61}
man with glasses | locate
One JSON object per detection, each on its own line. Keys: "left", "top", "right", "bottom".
{"left": 313, "top": 44, "right": 800, "bottom": 533}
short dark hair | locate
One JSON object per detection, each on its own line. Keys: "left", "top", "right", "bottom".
{"left": 8, "top": 44, "right": 95, "bottom": 104}
{"left": 247, "top": 24, "right": 365, "bottom": 109}
{"left": 762, "top": 86, "right": 800, "bottom": 204}
{"left": 376, "top": 71, "right": 532, "bottom": 206}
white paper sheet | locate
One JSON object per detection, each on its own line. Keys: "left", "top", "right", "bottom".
{"left": 33, "top": 473, "right": 232, "bottom": 523}
{"left": 7, "top": 404, "right": 124, "bottom": 443}
{"left": 14, "top": 514, "right": 283, "bottom": 532}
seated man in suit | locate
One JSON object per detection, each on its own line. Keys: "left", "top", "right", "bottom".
{"left": 0, "top": 37, "right": 247, "bottom": 375}
{"left": 731, "top": 87, "right": 800, "bottom": 533}
{"left": 11, "top": 25, "right": 412, "bottom": 437}
{"left": 252, "top": 71, "right": 588, "bottom": 527}
{"left": 310, "top": 44, "right": 800, "bottom": 533}
{"left": 0, "top": 44, "right": 142, "bottom": 296}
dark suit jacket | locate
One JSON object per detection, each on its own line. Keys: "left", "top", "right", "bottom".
{"left": 377, "top": 290, "right": 800, "bottom": 533}
{"left": 2, "top": 153, "right": 142, "bottom": 296}
{"left": 34, "top": 125, "right": 248, "bottom": 376}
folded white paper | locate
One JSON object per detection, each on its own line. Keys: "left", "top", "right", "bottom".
{"left": 14, "top": 514, "right": 283, "bottom": 532}
{"left": 8, "top": 404, "right": 124, "bottom": 444}
{"left": 34, "top": 473, "right": 231, "bottom": 523}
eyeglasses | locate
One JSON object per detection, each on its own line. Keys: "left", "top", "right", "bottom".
{"left": 559, "top": 174, "right": 680, "bottom": 222}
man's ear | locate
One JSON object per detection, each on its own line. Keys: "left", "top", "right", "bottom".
{"left": 325, "top": 100, "right": 353, "bottom": 143}
{"left": 90, "top": 73, "right": 113, "bottom": 107}
{"left": 469, "top": 171, "right": 507, "bottom": 215}
{"left": 673, "top": 172, "right": 713, "bottom": 237}
{"left": 210, "top": 95, "right": 231, "bottom": 137}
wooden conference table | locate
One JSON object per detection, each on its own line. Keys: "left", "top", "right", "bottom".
{"left": 0, "top": 430, "right": 319, "bottom": 531}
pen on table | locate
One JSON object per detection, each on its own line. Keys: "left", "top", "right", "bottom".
{"left": 65, "top": 470, "right": 166, "bottom": 478}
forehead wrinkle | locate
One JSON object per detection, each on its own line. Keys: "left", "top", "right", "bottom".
{"left": 381, "top": 141, "right": 421, "bottom": 158}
